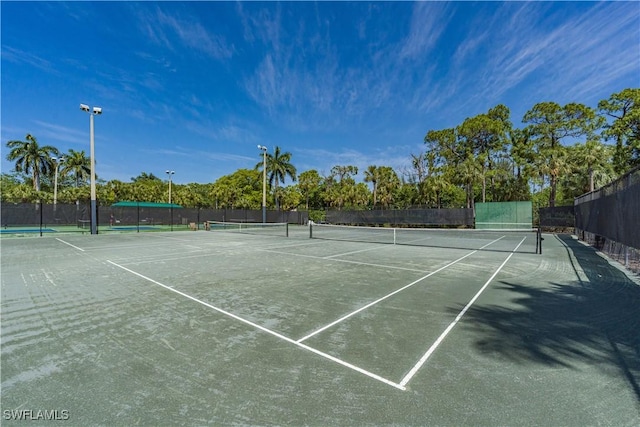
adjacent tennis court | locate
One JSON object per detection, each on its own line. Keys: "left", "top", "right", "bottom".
{"left": 1, "top": 226, "right": 638, "bottom": 425}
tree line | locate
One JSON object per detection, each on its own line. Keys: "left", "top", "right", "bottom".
{"left": 2, "top": 88, "right": 638, "bottom": 212}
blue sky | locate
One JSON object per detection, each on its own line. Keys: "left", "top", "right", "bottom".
{"left": 1, "top": 1, "right": 639, "bottom": 185}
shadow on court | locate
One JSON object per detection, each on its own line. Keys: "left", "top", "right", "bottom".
{"left": 453, "top": 234, "right": 640, "bottom": 404}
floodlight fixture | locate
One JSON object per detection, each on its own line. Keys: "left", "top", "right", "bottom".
{"left": 80, "top": 103, "right": 102, "bottom": 234}
{"left": 166, "top": 170, "right": 175, "bottom": 204}
{"left": 258, "top": 145, "right": 268, "bottom": 223}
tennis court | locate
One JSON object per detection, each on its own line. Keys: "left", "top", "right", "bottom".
{"left": 1, "top": 225, "right": 639, "bottom": 425}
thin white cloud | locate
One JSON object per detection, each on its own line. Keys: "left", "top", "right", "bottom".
{"left": 183, "top": 117, "right": 261, "bottom": 146}
{"left": 1, "top": 46, "right": 58, "bottom": 75}
{"left": 418, "top": 1, "right": 640, "bottom": 124}
{"left": 142, "top": 146, "right": 252, "bottom": 163}
{"left": 200, "top": 151, "right": 255, "bottom": 163}
{"left": 32, "top": 120, "right": 88, "bottom": 146}
{"left": 134, "top": 4, "right": 234, "bottom": 60}
{"left": 240, "top": 2, "right": 460, "bottom": 137}
{"left": 398, "top": 2, "right": 453, "bottom": 61}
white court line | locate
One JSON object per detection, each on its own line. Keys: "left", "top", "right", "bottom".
{"left": 106, "top": 260, "right": 406, "bottom": 391}
{"left": 323, "top": 244, "right": 388, "bottom": 259}
{"left": 398, "top": 236, "right": 526, "bottom": 388}
{"left": 259, "top": 248, "right": 428, "bottom": 273}
{"left": 259, "top": 240, "right": 329, "bottom": 250}
{"left": 111, "top": 250, "right": 211, "bottom": 266}
{"left": 114, "top": 241, "right": 326, "bottom": 266}
{"left": 55, "top": 238, "right": 85, "bottom": 251}
{"left": 296, "top": 236, "right": 507, "bottom": 344}
{"left": 296, "top": 250, "right": 478, "bottom": 343}
{"left": 80, "top": 241, "right": 184, "bottom": 251}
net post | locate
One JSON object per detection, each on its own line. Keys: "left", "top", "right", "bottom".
{"left": 625, "top": 246, "right": 629, "bottom": 267}
{"left": 285, "top": 223, "right": 289, "bottom": 238}
{"left": 309, "top": 221, "right": 313, "bottom": 239}
{"left": 393, "top": 227, "right": 396, "bottom": 245}
{"left": 537, "top": 227, "right": 542, "bottom": 254}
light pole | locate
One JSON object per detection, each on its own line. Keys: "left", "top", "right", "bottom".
{"left": 166, "top": 170, "right": 175, "bottom": 231}
{"left": 165, "top": 170, "right": 175, "bottom": 203}
{"left": 80, "top": 104, "right": 102, "bottom": 235}
{"left": 257, "top": 145, "right": 267, "bottom": 223}
{"left": 52, "top": 156, "right": 65, "bottom": 209}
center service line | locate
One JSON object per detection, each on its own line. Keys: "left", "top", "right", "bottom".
{"left": 296, "top": 236, "right": 507, "bottom": 344}
{"left": 399, "top": 236, "right": 526, "bottom": 388}
{"left": 106, "top": 260, "right": 406, "bottom": 391}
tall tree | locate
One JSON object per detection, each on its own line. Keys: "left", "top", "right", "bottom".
{"left": 508, "top": 127, "right": 535, "bottom": 191}
{"left": 62, "top": 149, "right": 91, "bottom": 187}
{"left": 212, "top": 169, "right": 262, "bottom": 209}
{"left": 131, "top": 172, "right": 161, "bottom": 182}
{"left": 598, "top": 88, "right": 640, "bottom": 175}
{"left": 256, "top": 146, "right": 297, "bottom": 210}
{"left": 325, "top": 165, "right": 359, "bottom": 210}
{"left": 5, "top": 134, "right": 59, "bottom": 191}
{"left": 298, "top": 169, "right": 323, "bottom": 210}
{"left": 278, "top": 186, "right": 303, "bottom": 211}
{"left": 456, "top": 105, "right": 510, "bottom": 203}
{"left": 523, "top": 102, "right": 604, "bottom": 206}
{"left": 363, "top": 165, "right": 380, "bottom": 208}
{"left": 564, "top": 140, "right": 614, "bottom": 196}
{"left": 424, "top": 127, "right": 480, "bottom": 208}
{"left": 375, "top": 166, "right": 400, "bottom": 209}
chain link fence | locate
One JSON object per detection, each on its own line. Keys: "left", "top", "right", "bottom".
{"left": 325, "top": 208, "right": 473, "bottom": 227}
{"left": 575, "top": 166, "right": 640, "bottom": 276}
{"left": 539, "top": 206, "right": 575, "bottom": 232}
{"left": 1, "top": 202, "right": 307, "bottom": 235}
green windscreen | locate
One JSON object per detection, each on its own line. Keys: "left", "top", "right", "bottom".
{"left": 475, "top": 201, "right": 532, "bottom": 229}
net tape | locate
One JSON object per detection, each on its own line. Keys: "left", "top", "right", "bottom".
{"left": 206, "top": 221, "right": 289, "bottom": 237}
{"left": 310, "top": 222, "right": 541, "bottom": 254}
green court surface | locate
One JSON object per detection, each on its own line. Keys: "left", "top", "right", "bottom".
{"left": 1, "top": 227, "right": 639, "bottom": 425}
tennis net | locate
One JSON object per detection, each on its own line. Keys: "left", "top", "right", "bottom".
{"left": 309, "top": 223, "right": 541, "bottom": 254}
{"left": 206, "top": 221, "right": 289, "bottom": 237}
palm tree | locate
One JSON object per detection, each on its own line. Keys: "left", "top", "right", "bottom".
{"left": 5, "top": 134, "right": 59, "bottom": 191}
{"left": 256, "top": 146, "right": 297, "bottom": 209}
{"left": 62, "top": 149, "right": 91, "bottom": 187}
{"left": 580, "top": 139, "right": 611, "bottom": 192}
{"left": 298, "top": 169, "right": 322, "bottom": 210}
{"left": 364, "top": 165, "right": 379, "bottom": 208}
{"left": 131, "top": 172, "right": 161, "bottom": 182}
{"left": 376, "top": 166, "right": 400, "bottom": 209}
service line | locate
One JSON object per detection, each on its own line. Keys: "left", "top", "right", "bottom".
{"left": 323, "top": 244, "right": 389, "bottom": 259}
{"left": 259, "top": 248, "right": 429, "bottom": 273}
{"left": 107, "top": 260, "right": 406, "bottom": 391}
{"left": 296, "top": 236, "right": 507, "bottom": 343}
{"left": 296, "top": 250, "right": 478, "bottom": 343}
{"left": 398, "top": 236, "right": 526, "bottom": 388}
